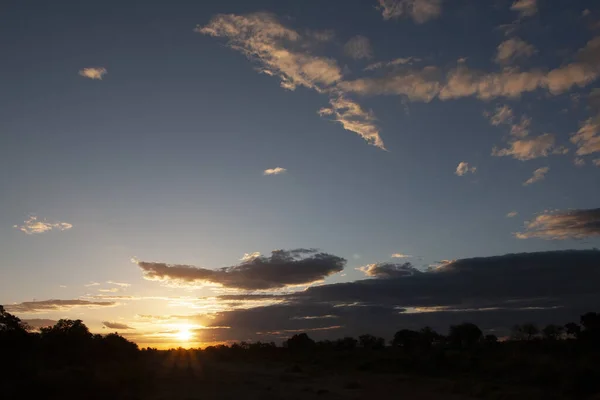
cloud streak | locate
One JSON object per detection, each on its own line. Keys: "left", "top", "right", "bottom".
{"left": 136, "top": 249, "right": 346, "bottom": 290}
{"left": 523, "top": 166, "right": 549, "bottom": 186}
{"left": 263, "top": 167, "right": 287, "bottom": 175}
{"left": 5, "top": 300, "right": 116, "bottom": 313}
{"left": 103, "top": 321, "right": 135, "bottom": 330}
{"left": 455, "top": 161, "right": 476, "bottom": 176}
{"left": 13, "top": 215, "right": 73, "bottom": 235}
{"left": 377, "top": 0, "right": 443, "bottom": 24}
{"left": 516, "top": 208, "right": 600, "bottom": 239}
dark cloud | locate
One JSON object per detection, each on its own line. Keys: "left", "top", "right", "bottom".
{"left": 359, "top": 262, "right": 421, "bottom": 278}
{"left": 136, "top": 249, "right": 346, "bottom": 290}
{"left": 516, "top": 208, "right": 600, "bottom": 239}
{"left": 199, "top": 250, "right": 600, "bottom": 341}
{"left": 22, "top": 319, "right": 57, "bottom": 329}
{"left": 102, "top": 321, "right": 134, "bottom": 330}
{"left": 4, "top": 299, "right": 117, "bottom": 313}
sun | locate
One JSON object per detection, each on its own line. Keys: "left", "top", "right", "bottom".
{"left": 176, "top": 326, "right": 193, "bottom": 342}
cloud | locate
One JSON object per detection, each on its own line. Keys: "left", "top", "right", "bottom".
{"left": 594, "top": 158, "right": 600, "bottom": 166}
{"left": 377, "top": 0, "right": 443, "bottom": 24}
{"left": 202, "top": 250, "right": 600, "bottom": 341}
{"left": 198, "top": 12, "right": 387, "bottom": 151}
{"left": 21, "top": 319, "right": 57, "bottom": 329}
{"left": 84, "top": 282, "right": 100, "bottom": 287}
{"left": 574, "top": 157, "right": 586, "bottom": 167}
{"left": 509, "top": 116, "right": 531, "bottom": 138}
{"left": 98, "top": 288, "right": 119, "bottom": 293}
{"left": 455, "top": 161, "right": 476, "bottom": 176}
{"left": 487, "top": 104, "right": 514, "bottom": 126}
{"left": 571, "top": 117, "right": 600, "bottom": 155}
{"left": 523, "top": 166, "right": 549, "bottom": 186}
{"left": 511, "top": 0, "right": 538, "bottom": 18}
{"left": 492, "top": 134, "right": 561, "bottom": 160}
{"left": 13, "top": 215, "right": 73, "bottom": 235}
{"left": 305, "top": 29, "right": 335, "bottom": 42}
{"left": 318, "top": 94, "right": 385, "bottom": 149}
{"left": 107, "top": 281, "right": 131, "bottom": 288}
{"left": 240, "top": 252, "right": 261, "bottom": 262}
{"left": 344, "top": 35, "right": 373, "bottom": 60}
{"left": 79, "top": 67, "right": 107, "bottom": 80}
{"left": 197, "top": 13, "right": 342, "bottom": 92}
{"left": 495, "top": 37, "right": 536, "bottom": 65}
{"left": 341, "top": 36, "right": 600, "bottom": 101}
{"left": 5, "top": 299, "right": 116, "bottom": 313}
{"left": 103, "top": 321, "right": 135, "bottom": 330}
{"left": 391, "top": 253, "right": 412, "bottom": 258}
{"left": 516, "top": 208, "right": 600, "bottom": 239}
{"left": 263, "top": 167, "right": 287, "bottom": 175}
{"left": 364, "top": 57, "right": 420, "bottom": 71}
{"left": 359, "top": 262, "right": 421, "bottom": 278}
{"left": 136, "top": 249, "right": 346, "bottom": 290}
{"left": 506, "top": 211, "right": 518, "bottom": 218}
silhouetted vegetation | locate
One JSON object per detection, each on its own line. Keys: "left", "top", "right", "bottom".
{"left": 3, "top": 304, "right": 600, "bottom": 399}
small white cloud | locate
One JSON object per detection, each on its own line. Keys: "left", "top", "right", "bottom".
{"left": 263, "top": 167, "right": 287, "bottom": 175}
{"left": 344, "top": 35, "right": 373, "bottom": 60}
{"left": 523, "top": 167, "right": 549, "bottom": 186}
{"left": 98, "top": 288, "right": 119, "bottom": 293}
{"left": 492, "top": 134, "right": 559, "bottom": 160}
{"left": 14, "top": 215, "right": 73, "bottom": 235}
{"left": 574, "top": 157, "right": 586, "bottom": 167}
{"left": 582, "top": 9, "right": 591, "bottom": 17}
{"left": 495, "top": 37, "right": 536, "bottom": 65}
{"left": 59, "top": 285, "right": 67, "bottom": 288}
{"left": 455, "top": 161, "right": 476, "bottom": 176}
{"left": 511, "top": 0, "right": 538, "bottom": 18}
{"left": 391, "top": 253, "right": 412, "bottom": 258}
{"left": 84, "top": 282, "right": 100, "bottom": 287}
{"left": 487, "top": 105, "right": 514, "bottom": 126}
{"left": 107, "top": 281, "right": 131, "bottom": 288}
{"left": 594, "top": 159, "right": 600, "bottom": 166}
{"left": 79, "top": 67, "right": 107, "bottom": 80}
{"left": 241, "top": 252, "right": 261, "bottom": 262}
{"left": 571, "top": 117, "right": 600, "bottom": 156}
{"left": 506, "top": 211, "right": 518, "bottom": 218}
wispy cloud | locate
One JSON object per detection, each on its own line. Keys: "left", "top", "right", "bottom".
{"left": 103, "top": 321, "right": 135, "bottom": 330}
{"left": 571, "top": 116, "right": 600, "bottom": 155}
{"left": 13, "top": 215, "right": 73, "bottom": 235}
{"left": 84, "top": 282, "right": 100, "bottom": 287}
{"left": 510, "top": 0, "right": 538, "bottom": 18}
{"left": 516, "top": 208, "right": 600, "bottom": 239}
{"left": 377, "top": 0, "right": 443, "bottom": 24}
{"left": 197, "top": 13, "right": 341, "bottom": 92}
{"left": 523, "top": 167, "right": 549, "bottom": 186}
{"left": 79, "top": 67, "right": 107, "bottom": 80}
{"left": 391, "top": 253, "right": 413, "bottom": 258}
{"left": 495, "top": 37, "right": 536, "bottom": 65}
{"left": 197, "top": 12, "right": 385, "bottom": 150}
{"left": 263, "top": 167, "right": 287, "bottom": 175}
{"left": 107, "top": 281, "right": 131, "bottom": 288}
{"left": 455, "top": 161, "right": 476, "bottom": 176}
{"left": 364, "top": 57, "right": 420, "bottom": 71}
{"left": 318, "top": 94, "right": 385, "bottom": 149}
{"left": 341, "top": 36, "right": 600, "bottom": 101}
{"left": 5, "top": 299, "right": 116, "bottom": 314}
{"left": 344, "top": 35, "right": 373, "bottom": 60}
{"left": 506, "top": 211, "right": 518, "bottom": 218}
{"left": 492, "top": 134, "right": 564, "bottom": 160}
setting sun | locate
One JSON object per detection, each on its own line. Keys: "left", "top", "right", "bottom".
{"left": 176, "top": 326, "right": 193, "bottom": 342}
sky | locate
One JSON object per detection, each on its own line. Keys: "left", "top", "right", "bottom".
{"left": 1, "top": 0, "right": 600, "bottom": 348}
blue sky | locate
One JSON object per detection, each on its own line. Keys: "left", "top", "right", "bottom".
{"left": 1, "top": 0, "right": 600, "bottom": 347}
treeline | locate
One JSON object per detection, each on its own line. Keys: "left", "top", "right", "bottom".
{"left": 3, "top": 305, "right": 600, "bottom": 398}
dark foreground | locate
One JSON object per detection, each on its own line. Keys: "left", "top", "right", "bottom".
{"left": 3, "top": 306, "right": 600, "bottom": 399}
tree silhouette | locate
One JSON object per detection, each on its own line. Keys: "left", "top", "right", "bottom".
{"left": 511, "top": 323, "right": 539, "bottom": 340}
{"left": 284, "top": 333, "right": 315, "bottom": 351}
{"left": 542, "top": 324, "right": 564, "bottom": 340}
{"left": 564, "top": 322, "right": 581, "bottom": 339}
{"left": 358, "top": 334, "right": 385, "bottom": 349}
{"left": 448, "top": 323, "right": 482, "bottom": 348}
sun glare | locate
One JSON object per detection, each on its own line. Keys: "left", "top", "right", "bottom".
{"left": 176, "top": 326, "right": 193, "bottom": 342}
